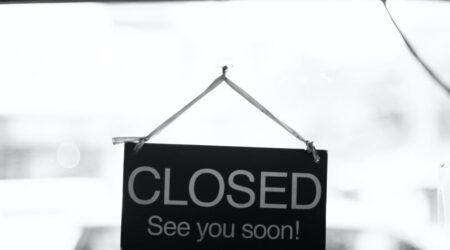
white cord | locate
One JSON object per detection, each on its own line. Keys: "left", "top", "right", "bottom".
{"left": 113, "top": 66, "right": 320, "bottom": 163}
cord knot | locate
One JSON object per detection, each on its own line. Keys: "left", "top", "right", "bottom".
{"left": 133, "top": 137, "right": 147, "bottom": 153}
{"left": 306, "top": 140, "right": 320, "bottom": 164}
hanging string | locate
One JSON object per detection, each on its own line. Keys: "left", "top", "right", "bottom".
{"left": 113, "top": 66, "right": 320, "bottom": 163}
{"left": 113, "top": 75, "right": 224, "bottom": 152}
{"left": 381, "top": 0, "right": 450, "bottom": 96}
{"left": 222, "top": 76, "right": 319, "bottom": 163}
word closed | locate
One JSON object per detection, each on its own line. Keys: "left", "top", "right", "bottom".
{"left": 128, "top": 166, "right": 322, "bottom": 209}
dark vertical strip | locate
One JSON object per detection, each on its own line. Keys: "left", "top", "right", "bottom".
{"left": 381, "top": 0, "right": 450, "bottom": 96}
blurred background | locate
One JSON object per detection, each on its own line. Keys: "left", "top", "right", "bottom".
{"left": 0, "top": 0, "right": 449, "bottom": 249}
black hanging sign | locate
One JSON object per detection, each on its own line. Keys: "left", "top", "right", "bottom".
{"left": 121, "top": 142, "right": 327, "bottom": 250}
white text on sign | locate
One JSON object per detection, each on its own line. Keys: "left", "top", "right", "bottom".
{"left": 128, "top": 167, "right": 321, "bottom": 209}
{"left": 147, "top": 215, "right": 301, "bottom": 241}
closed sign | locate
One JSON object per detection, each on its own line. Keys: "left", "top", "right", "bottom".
{"left": 121, "top": 143, "right": 327, "bottom": 250}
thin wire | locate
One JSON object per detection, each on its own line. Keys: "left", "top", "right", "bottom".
{"left": 113, "top": 66, "right": 320, "bottom": 163}
{"left": 381, "top": 0, "right": 450, "bottom": 96}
